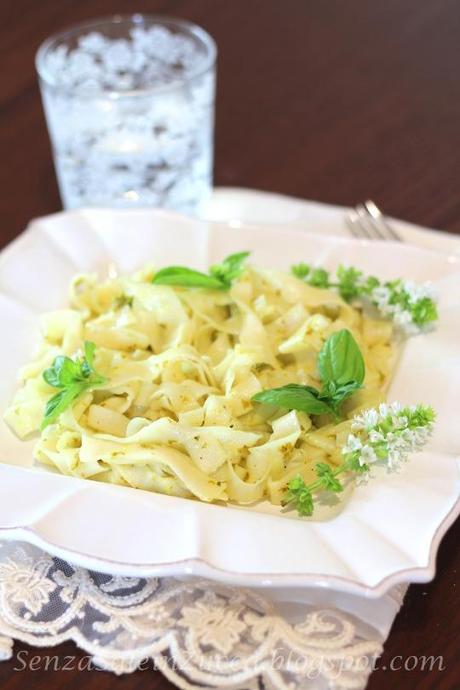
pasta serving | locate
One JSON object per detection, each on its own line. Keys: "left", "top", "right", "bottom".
{"left": 4, "top": 258, "right": 397, "bottom": 508}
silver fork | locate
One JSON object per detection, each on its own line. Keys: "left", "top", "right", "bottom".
{"left": 346, "top": 200, "right": 402, "bottom": 241}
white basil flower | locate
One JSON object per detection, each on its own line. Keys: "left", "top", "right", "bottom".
{"left": 350, "top": 403, "right": 434, "bottom": 471}
{"left": 360, "top": 445, "right": 378, "bottom": 466}
{"left": 342, "top": 434, "right": 362, "bottom": 455}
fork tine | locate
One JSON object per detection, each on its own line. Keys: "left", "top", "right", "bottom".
{"left": 355, "top": 203, "right": 387, "bottom": 240}
{"left": 346, "top": 201, "right": 402, "bottom": 242}
{"left": 345, "top": 210, "right": 370, "bottom": 239}
{"left": 364, "top": 200, "right": 402, "bottom": 242}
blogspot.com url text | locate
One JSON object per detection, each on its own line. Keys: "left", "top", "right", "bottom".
{"left": 10, "top": 650, "right": 447, "bottom": 677}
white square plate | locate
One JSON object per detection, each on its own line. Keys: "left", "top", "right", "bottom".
{"left": 0, "top": 203, "right": 459, "bottom": 598}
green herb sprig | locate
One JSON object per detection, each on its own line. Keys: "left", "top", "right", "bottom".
{"left": 291, "top": 263, "right": 438, "bottom": 332}
{"left": 152, "top": 252, "right": 250, "bottom": 290}
{"left": 252, "top": 329, "right": 365, "bottom": 420}
{"left": 41, "top": 342, "right": 107, "bottom": 430}
{"left": 283, "top": 403, "right": 435, "bottom": 516}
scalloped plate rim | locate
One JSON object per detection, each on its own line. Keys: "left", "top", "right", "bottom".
{"left": 0, "top": 483, "right": 459, "bottom": 598}
{"left": 0, "top": 199, "right": 459, "bottom": 599}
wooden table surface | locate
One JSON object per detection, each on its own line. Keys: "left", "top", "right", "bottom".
{"left": 0, "top": 1, "right": 459, "bottom": 689}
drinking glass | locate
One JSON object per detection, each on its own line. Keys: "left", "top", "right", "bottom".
{"left": 36, "top": 15, "right": 216, "bottom": 214}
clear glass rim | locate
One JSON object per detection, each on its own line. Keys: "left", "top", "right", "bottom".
{"left": 35, "top": 13, "right": 217, "bottom": 99}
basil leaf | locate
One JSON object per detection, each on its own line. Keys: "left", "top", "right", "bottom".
{"left": 291, "top": 263, "right": 330, "bottom": 288}
{"left": 41, "top": 385, "right": 84, "bottom": 430}
{"left": 315, "top": 462, "right": 343, "bottom": 493}
{"left": 411, "top": 296, "right": 438, "bottom": 327}
{"left": 254, "top": 332, "right": 365, "bottom": 420}
{"left": 291, "top": 262, "right": 311, "bottom": 279}
{"left": 336, "top": 265, "right": 363, "bottom": 301}
{"left": 308, "top": 268, "right": 330, "bottom": 288}
{"left": 330, "top": 381, "right": 362, "bottom": 406}
{"left": 210, "top": 251, "right": 250, "bottom": 285}
{"left": 43, "top": 356, "right": 82, "bottom": 388}
{"left": 82, "top": 340, "right": 96, "bottom": 375}
{"left": 152, "top": 267, "right": 225, "bottom": 289}
{"left": 43, "top": 363, "right": 64, "bottom": 388}
{"left": 41, "top": 342, "right": 107, "bottom": 429}
{"left": 252, "top": 384, "right": 334, "bottom": 416}
{"left": 283, "top": 475, "right": 314, "bottom": 516}
{"left": 152, "top": 252, "right": 250, "bottom": 290}
{"left": 318, "top": 329, "right": 365, "bottom": 388}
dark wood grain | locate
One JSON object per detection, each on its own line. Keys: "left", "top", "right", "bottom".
{"left": 0, "top": 1, "right": 459, "bottom": 689}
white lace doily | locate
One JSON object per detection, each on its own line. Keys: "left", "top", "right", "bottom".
{"left": 0, "top": 540, "right": 407, "bottom": 690}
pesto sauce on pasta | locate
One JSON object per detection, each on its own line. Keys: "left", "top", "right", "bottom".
{"left": 4, "top": 263, "right": 396, "bottom": 506}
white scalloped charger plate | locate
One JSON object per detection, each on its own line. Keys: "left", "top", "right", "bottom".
{"left": 0, "top": 204, "right": 459, "bottom": 598}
